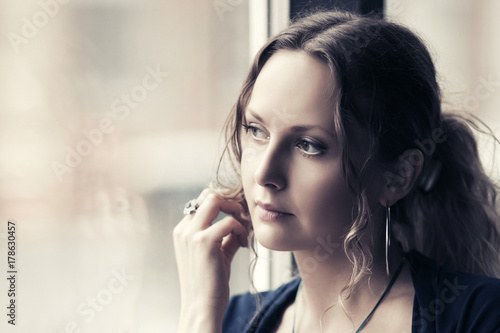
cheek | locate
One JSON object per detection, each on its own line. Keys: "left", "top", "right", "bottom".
{"left": 240, "top": 145, "right": 255, "bottom": 176}
{"left": 240, "top": 145, "right": 258, "bottom": 196}
{"left": 241, "top": 142, "right": 257, "bottom": 166}
{"left": 292, "top": 160, "right": 353, "bottom": 230}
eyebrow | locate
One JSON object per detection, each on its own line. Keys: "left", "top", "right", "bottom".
{"left": 246, "top": 109, "right": 336, "bottom": 138}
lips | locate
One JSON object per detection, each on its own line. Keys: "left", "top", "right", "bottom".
{"left": 255, "top": 201, "right": 292, "bottom": 222}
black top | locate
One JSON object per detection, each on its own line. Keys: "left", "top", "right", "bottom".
{"left": 222, "top": 250, "right": 500, "bottom": 332}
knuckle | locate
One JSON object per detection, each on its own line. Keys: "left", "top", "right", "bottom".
{"left": 172, "top": 228, "right": 187, "bottom": 246}
{"left": 172, "top": 224, "right": 182, "bottom": 238}
{"left": 173, "top": 219, "right": 193, "bottom": 240}
{"left": 201, "top": 188, "right": 212, "bottom": 196}
{"left": 222, "top": 215, "right": 236, "bottom": 225}
{"left": 205, "top": 193, "right": 218, "bottom": 205}
{"left": 192, "top": 232, "right": 208, "bottom": 245}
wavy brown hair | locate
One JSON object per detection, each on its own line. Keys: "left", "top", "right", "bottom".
{"left": 215, "top": 9, "right": 500, "bottom": 319}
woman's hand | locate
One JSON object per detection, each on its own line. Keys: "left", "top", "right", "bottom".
{"left": 173, "top": 189, "right": 250, "bottom": 333}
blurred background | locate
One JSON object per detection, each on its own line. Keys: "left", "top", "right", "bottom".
{"left": 0, "top": 0, "right": 498, "bottom": 332}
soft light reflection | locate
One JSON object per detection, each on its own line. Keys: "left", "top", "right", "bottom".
{"left": 0, "top": 1, "right": 249, "bottom": 332}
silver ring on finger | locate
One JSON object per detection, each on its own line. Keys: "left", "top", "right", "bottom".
{"left": 183, "top": 199, "right": 200, "bottom": 215}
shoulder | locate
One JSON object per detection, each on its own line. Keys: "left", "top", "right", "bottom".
{"left": 222, "top": 277, "right": 301, "bottom": 333}
{"left": 407, "top": 250, "right": 500, "bottom": 332}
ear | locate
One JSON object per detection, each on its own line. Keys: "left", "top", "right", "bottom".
{"left": 379, "top": 149, "right": 424, "bottom": 206}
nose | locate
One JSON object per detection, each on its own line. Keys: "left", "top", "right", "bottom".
{"left": 254, "top": 141, "right": 287, "bottom": 190}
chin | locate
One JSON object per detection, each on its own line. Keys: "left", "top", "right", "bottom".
{"left": 252, "top": 223, "right": 298, "bottom": 251}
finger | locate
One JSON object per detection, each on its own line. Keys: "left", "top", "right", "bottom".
{"left": 203, "top": 215, "right": 249, "bottom": 249}
{"left": 195, "top": 188, "right": 213, "bottom": 205}
{"left": 184, "top": 187, "right": 212, "bottom": 219}
{"left": 194, "top": 194, "right": 245, "bottom": 229}
{"left": 180, "top": 188, "right": 212, "bottom": 223}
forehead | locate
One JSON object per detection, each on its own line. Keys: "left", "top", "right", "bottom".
{"left": 247, "top": 50, "right": 338, "bottom": 126}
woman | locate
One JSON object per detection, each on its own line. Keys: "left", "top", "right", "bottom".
{"left": 173, "top": 10, "right": 500, "bottom": 333}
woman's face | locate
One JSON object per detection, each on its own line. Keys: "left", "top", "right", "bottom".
{"left": 241, "top": 50, "right": 366, "bottom": 251}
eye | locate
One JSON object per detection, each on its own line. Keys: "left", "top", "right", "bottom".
{"left": 242, "top": 124, "right": 269, "bottom": 141}
{"left": 296, "top": 139, "right": 325, "bottom": 156}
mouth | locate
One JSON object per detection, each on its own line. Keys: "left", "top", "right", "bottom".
{"left": 255, "top": 201, "right": 293, "bottom": 222}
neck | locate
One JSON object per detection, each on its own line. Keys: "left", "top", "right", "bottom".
{"left": 292, "top": 239, "right": 406, "bottom": 330}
